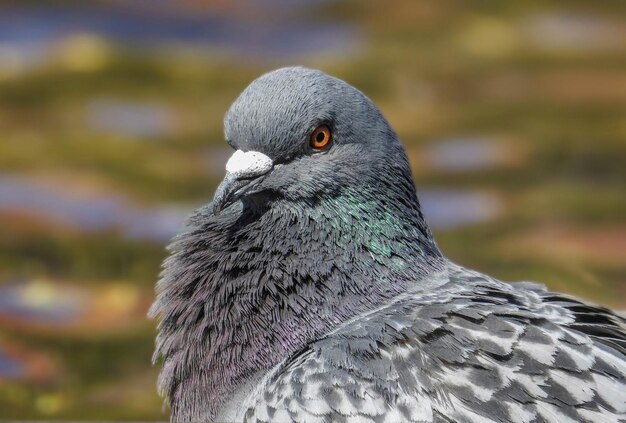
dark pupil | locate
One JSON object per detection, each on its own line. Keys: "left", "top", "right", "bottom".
{"left": 316, "top": 132, "right": 326, "bottom": 142}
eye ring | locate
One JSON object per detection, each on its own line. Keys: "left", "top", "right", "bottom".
{"left": 310, "top": 125, "right": 332, "bottom": 150}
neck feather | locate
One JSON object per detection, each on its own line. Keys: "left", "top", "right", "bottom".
{"left": 150, "top": 182, "right": 443, "bottom": 421}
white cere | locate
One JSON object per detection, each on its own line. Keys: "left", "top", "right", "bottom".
{"left": 225, "top": 149, "right": 273, "bottom": 177}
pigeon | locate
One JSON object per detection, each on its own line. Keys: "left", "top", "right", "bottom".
{"left": 149, "top": 67, "right": 626, "bottom": 422}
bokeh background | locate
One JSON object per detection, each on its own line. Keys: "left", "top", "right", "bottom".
{"left": 0, "top": 0, "right": 625, "bottom": 419}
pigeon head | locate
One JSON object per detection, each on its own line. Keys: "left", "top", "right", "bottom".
{"left": 213, "top": 66, "right": 411, "bottom": 214}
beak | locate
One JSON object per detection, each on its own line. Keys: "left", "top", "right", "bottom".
{"left": 212, "top": 149, "right": 273, "bottom": 215}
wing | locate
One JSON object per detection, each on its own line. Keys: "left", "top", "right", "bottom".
{"left": 243, "top": 266, "right": 626, "bottom": 423}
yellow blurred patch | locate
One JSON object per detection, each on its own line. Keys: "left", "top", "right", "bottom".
{"left": 54, "top": 34, "right": 111, "bottom": 72}
{"left": 92, "top": 283, "right": 140, "bottom": 317}
{"left": 458, "top": 16, "right": 520, "bottom": 58}
{"left": 35, "top": 393, "right": 65, "bottom": 415}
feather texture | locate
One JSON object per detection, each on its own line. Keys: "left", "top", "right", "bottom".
{"left": 243, "top": 265, "right": 626, "bottom": 422}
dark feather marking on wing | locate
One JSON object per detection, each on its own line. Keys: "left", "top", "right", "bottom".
{"left": 545, "top": 295, "right": 626, "bottom": 355}
{"left": 432, "top": 411, "right": 455, "bottom": 423}
{"left": 500, "top": 380, "right": 534, "bottom": 404}
{"left": 553, "top": 346, "right": 586, "bottom": 372}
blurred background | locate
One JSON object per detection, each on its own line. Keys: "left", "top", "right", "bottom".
{"left": 0, "top": 0, "right": 625, "bottom": 419}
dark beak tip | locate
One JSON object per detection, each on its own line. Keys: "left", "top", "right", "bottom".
{"left": 211, "top": 169, "right": 268, "bottom": 217}
{"left": 211, "top": 173, "right": 236, "bottom": 216}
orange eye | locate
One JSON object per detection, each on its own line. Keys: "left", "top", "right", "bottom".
{"left": 310, "top": 125, "right": 332, "bottom": 149}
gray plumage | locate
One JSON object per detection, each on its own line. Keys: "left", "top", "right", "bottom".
{"left": 149, "top": 67, "right": 626, "bottom": 422}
